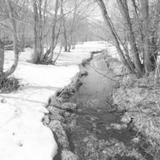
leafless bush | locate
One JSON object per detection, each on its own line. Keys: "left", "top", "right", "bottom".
{"left": 0, "top": 77, "right": 20, "bottom": 93}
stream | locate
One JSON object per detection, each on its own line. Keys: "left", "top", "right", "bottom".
{"left": 67, "top": 54, "right": 152, "bottom": 160}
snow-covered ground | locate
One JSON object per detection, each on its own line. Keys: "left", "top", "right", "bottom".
{"left": 0, "top": 41, "right": 107, "bottom": 160}
{"left": 105, "top": 43, "right": 120, "bottom": 60}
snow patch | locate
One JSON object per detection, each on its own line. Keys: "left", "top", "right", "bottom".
{"left": 0, "top": 41, "right": 107, "bottom": 160}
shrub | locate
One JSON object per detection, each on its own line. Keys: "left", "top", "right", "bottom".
{"left": 0, "top": 77, "right": 20, "bottom": 93}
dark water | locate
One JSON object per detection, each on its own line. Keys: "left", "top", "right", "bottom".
{"left": 69, "top": 55, "right": 140, "bottom": 159}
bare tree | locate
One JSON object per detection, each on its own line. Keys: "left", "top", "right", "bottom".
{"left": 60, "top": 0, "right": 69, "bottom": 52}
{"left": 96, "top": 0, "right": 135, "bottom": 74}
{"left": 61, "top": 0, "right": 97, "bottom": 51}
{"left": 32, "top": 0, "right": 44, "bottom": 64}
{"left": 140, "top": 0, "right": 152, "bottom": 74}
{"left": 43, "top": 0, "right": 61, "bottom": 63}
{"left": 96, "top": 0, "right": 160, "bottom": 77}
{"left": 0, "top": 0, "right": 19, "bottom": 83}
{"left": 66, "top": 0, "right": 79, "bottom": 51}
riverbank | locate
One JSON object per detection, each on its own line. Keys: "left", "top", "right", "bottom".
{"left": 44, "top": 49, "right": 153, "bottom": 160}
{"left": 68, "top": 51, "right": 146, "bottom": 160}
{"left": 113, "top": 71, "right": 160, "bottom": 160}
{"left": 43, "top": 50, "right": 105, "bottom": 160}
{"left": 0, "top": 42, "right": 107, "bottom": 160}
{"left": 105, "top": 50, "right": 160, "bottom": 159}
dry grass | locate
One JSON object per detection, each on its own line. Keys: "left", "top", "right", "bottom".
{"left": 0, "top": 77, "right": 20, "bottom": 93}
{"left": 112, "top": 66, "right": 160, "bottom": 158}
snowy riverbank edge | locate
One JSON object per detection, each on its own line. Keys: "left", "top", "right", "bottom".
{"left": 105, "top": 51, "right": 160, "bottom": 158}
{"left": 43, "top": 50, "right": 104, "bottom": 160}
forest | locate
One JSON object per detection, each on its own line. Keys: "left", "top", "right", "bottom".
{"left": 0, "top": 0, "right": 160, "bottom": 160}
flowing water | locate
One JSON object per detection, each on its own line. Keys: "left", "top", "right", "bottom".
{"left": 69, "top": 54, "right": 141, "bottom": 160}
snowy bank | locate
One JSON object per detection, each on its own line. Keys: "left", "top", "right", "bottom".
{"left": 0, "top": 41, "right": 107, "bottom": 160}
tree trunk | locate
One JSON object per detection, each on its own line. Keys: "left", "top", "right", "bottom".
{"left": 32, "top": 0, "right": 43, "bottom": 64}
{"left": 117, "top": 0, "right": 143, "bottom": 76}
{"left": 38, "top": 0, "right": 44, "bottom": 62}
{"left": 43, "top": 20, "right": 61, "bottom": 63}
{"left": 44, "top": 0, "right": 59, "bottom": 62}
{"left": 52, "top": 45, "right": 62, "bottom": 64}
{"left": 63, "top": 22, "right": 68, "bottom": 52}
{"left": 61, "top": 0, "right": 68, "bottom": 52}
{"left": 131, "top": 0, "right": 144, "bottom": 54}
{"left": 0, "top": 41, "right": 4, "bottom": 74}
{"left": 96, "top": 0, "right": 135, "bottom": 74}
{"left": 4, "top": 0, "right": 19, "bottom": 78}
{"left": 33, "top": 0, "right": 39, "bottom": 63}
{"left": 68, "top": 0, "right": 77, "bottom": 51}
{"left": 49, "top": 0, "right": 59, "bottom": 58}
{"left": 0, "top": 41, "right": 4, "bottom": 85}
{"left": 20, "top": 25, "right": 25, "bottom": 51}
{"left": 148, "top": 0, "right": 160, "bottom": 71}
{"left": 141, "top": 0, "right": 152, "bottom": 74}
